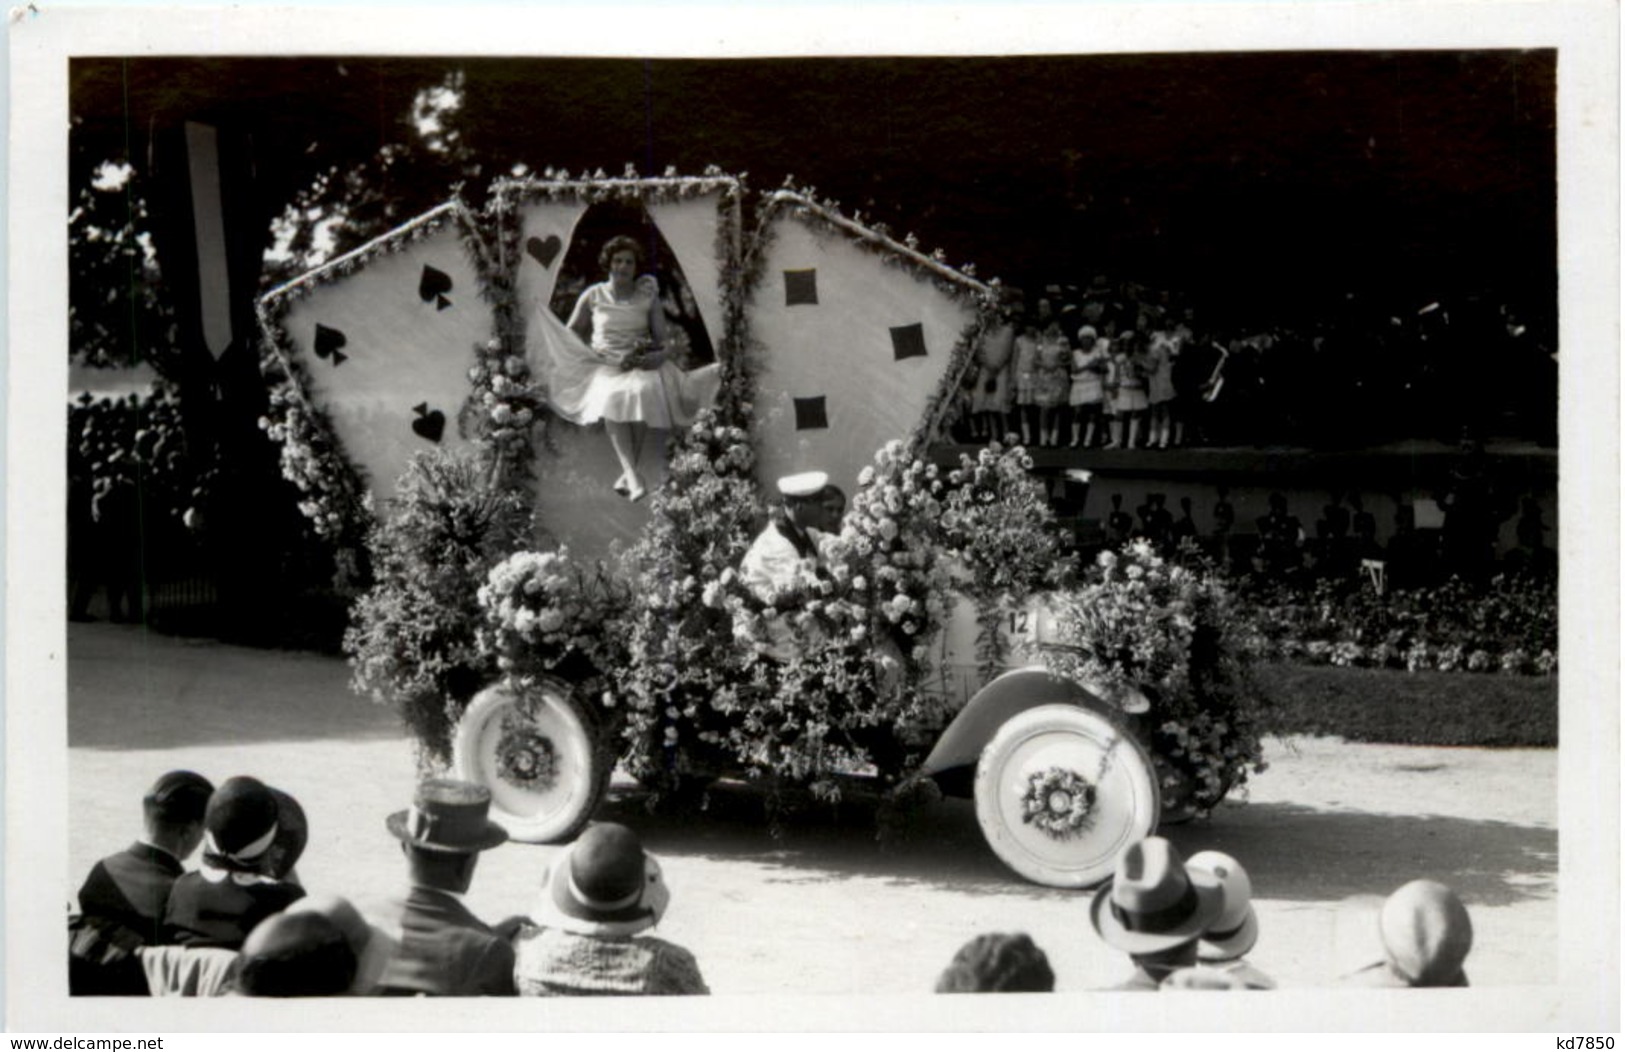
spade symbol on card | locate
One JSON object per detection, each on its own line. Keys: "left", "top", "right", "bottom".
{"left": 525, "top": 235, "right": 563, "bottom": 269}
{"left": 410, "top": 402, "right": 446, "bottom": 444}
{"left": 418, "top": 265, "right": 453, "bottom": 310}
{"left": 313, "top": 323, "right": 348, "bottom": 366}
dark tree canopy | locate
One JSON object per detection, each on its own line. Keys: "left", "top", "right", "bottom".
{"left": 70, "top": 51, "right": 1555, "bottom": 332}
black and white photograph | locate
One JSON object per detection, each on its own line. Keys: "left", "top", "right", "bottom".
{"left": 5, "top": 0, "right": 1618, "bottom": 1036}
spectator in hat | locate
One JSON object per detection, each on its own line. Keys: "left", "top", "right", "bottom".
{"left": 77, "top": 770, "right": 214, "bottom": 945}
{"left": 374, "top": 779, "right": 517, "bottom": 996}
{"left": 1089, "top": 836, "right": 1225, "bottom": 990}
{"left": 1340, "top": 880, "right": 1473, "bottom": 988}
{"left": 514, "top": 822, "right": 708, "bottom": 996}
{"left": 231, "top": 910, "right": 357, "bottom": 997}
{"left": 285, "top": 894, "right": 399, "bottom": 996}
{"left": 934, "top": 933, "right": 1054, "bottom": 993}
{"left": 163, "top": 776, "right": 306, "bottom": 949}
{"left": 1179, "top": 851, "right": 1274, "bottom": 990}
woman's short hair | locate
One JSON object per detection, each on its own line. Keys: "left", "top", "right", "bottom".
{"left": 935, "top": 932, "right": 1055, "bottom": 993}
{"left": 599, "top": 235, "right": 645, "bottom": 272}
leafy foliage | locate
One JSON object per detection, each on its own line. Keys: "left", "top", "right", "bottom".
{"left": 344, "top": 449, "right": 530, "bottom": 763}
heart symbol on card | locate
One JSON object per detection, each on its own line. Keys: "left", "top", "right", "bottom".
{"left": 410, "top": 402, "right": 446, "bottom": 444}
{"left": 313, "top": 323, "right": 348, "bottom": 366}
{"left": 525, "top": 235, "right": 563, "bottom": 269}
{"left": 418, "top": 265, "right": 453, "bottom": 310}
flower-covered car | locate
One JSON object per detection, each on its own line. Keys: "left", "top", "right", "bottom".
{"left": 259, "top": 171, "right": 1270, "bottom": 888}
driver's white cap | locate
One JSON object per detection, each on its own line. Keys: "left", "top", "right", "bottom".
{"left": 777, "top": 471, "right": 829, "bottom": 498}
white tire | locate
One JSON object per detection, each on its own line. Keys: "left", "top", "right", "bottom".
{"left": 974, "top": 703, "right": 1161, "bottom": 888}
{"left": 452, "top": 680, "right": 608, "bottom": 844}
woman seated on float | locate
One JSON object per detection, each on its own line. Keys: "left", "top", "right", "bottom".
{"left": 534, "top": 234, "right": 718, "bottom": 502}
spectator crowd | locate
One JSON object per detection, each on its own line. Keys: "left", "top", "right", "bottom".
{"left": 71, "top": 769, "right": 1473, "bottom": 998}
{"left": 949, "top": 278, "right": 1555, "bottom": 452}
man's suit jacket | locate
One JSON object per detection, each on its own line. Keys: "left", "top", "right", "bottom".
{"left": 77, "top": 842, "right": 184, "bottom": 944}
{"left": 374, "top": 886, "right": 516, "bottom": 997}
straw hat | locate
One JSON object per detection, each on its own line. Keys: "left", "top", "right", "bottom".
{"left": 1186, "top": 850, "right": 1260, "bottom": 962}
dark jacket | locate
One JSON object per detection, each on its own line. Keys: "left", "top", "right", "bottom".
{"left": 162, "top": 871, "right": 305, "bottom": 949}
{"left": 374, "top": 886, "right": 516, "bottom": 997}
{"left": 77, "top": 842, "right": 184, "bottom": 945}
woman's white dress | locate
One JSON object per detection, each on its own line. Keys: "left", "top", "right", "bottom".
{"left": 534, "top": 276, "right": 718, "bottom": 429}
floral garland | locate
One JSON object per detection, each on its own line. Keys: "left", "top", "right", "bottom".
{"left": 494, "top": 708, "right": 559, "bottom": 793}
{"left": 1019, "top": 766, "right": 1099, "bottom": 840}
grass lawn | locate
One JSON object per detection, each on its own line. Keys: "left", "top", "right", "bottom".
{"left": 1254, "top": 662, "right": 1557, "bottom": 747}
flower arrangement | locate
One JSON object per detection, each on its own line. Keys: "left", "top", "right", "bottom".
{"left": 937, "top": 440, "right": 1073, "bottom": 678}
{"left": 344, "top": 448, "right": 531, "bottom": 764}
{"left": 1041, "top": 540, "right": 1269, "bottom": 817}
{"left": 477, "top": 547, "right": 627, "bottom": 689}
{"left": 611, "top": 408, "right": 765, "bottom": 788}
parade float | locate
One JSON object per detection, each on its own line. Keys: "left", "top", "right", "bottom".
{"left": 256, "top": 168, "right": 1269, "bottom": 888}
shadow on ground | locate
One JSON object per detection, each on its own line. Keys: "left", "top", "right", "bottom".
{"left": 68, "top": 622, "right": 403, "bottom": 750}
{"left": 597, "top": 780, "right": 1556, "bottom": 908}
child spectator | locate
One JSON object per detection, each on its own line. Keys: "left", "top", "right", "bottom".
{"left": 1106, "top": 331, "right": 1149, "bottom": 449}
{"left": 1033, "top": 320, "right": 1072, "bottom": 447}
{"left": 1068, "top": 329, "right": 1108, "bottom": 448}
{"left": 1146, "top": 330, "right": 1179, "bottom": 449}
{"left": 1011, "top": 319, "right": 1040, "bottom": 446}
{"left": 969, "top": 317, "right": 1015, "bottom": 443}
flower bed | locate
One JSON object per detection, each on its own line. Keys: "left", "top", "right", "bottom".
{"left": 1237, "top": 573, "right": 1557, "bottom": 676}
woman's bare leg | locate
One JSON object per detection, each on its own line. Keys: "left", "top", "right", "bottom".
{"left": 606, "top": 420, "right": 643, "bottom": 499}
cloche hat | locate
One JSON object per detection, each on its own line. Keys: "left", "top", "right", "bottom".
{"left": 530, "top": 822, "right": 670, "bottom": 938}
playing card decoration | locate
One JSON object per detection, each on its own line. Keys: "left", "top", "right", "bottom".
{"left": 497, "top": 178, "right": 743, "bottom": 563}
{"left": 744, "top": 194, "right": 988, "bottom": 497}
{"left": 258, "top": 200, "right": 489, "bottom": 508}
{"left": 783, "top": 268, "right": 819, "bottom": 306}
{"left": 256, "top": 176, "right": 993, "bottom": 565}
{"left": 313, "top": 323, "right": 348, "bottom": 366}
{"left": 411, "top": 402, "right": 446, "bottom": 443}
{"left": 525, "top": 234, "right": 563, "bottom": 269}
{"left": 793, "top": 396, "right": 829, "bottom": 431}
{"left": 418, "top": 264, "right": 454, "bottom": 310}
{"left": 889, "top": 322, "right": 928, "bottom": 361}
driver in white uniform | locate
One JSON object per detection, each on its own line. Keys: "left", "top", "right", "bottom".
{"left": 740, "top": 471, "right": 834, "bottom": 660}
